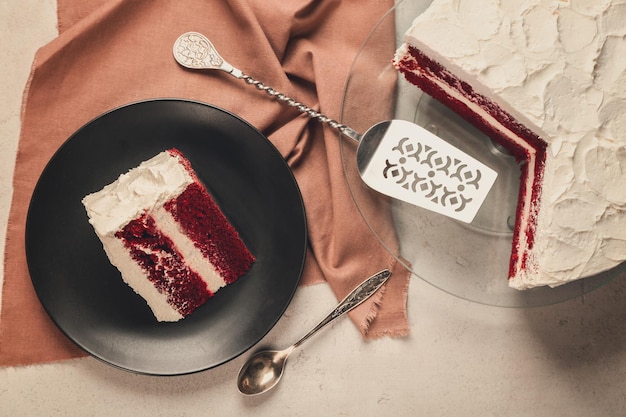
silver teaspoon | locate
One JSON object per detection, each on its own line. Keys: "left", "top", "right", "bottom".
{"left": 236, "top": 269, "right": 390, "bottom": 396}
{"left": 172, "top": 32, "right": 497, "bottom": 224}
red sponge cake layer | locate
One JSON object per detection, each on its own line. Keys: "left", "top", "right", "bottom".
{"left": 164, "top": 181, "right": 254, "bottom": 284}
{"left": 116, "top": 213, "right": 214, "bottom": 317}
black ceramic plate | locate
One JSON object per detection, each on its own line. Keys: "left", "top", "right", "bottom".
{"left": 26, "top": 99, "right": 307, "bottom": 375}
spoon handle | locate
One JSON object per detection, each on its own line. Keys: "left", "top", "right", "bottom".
{"left": 239, "top": 74, "right": 362, "bottom": 142}
{"left": 173, "top": 32, "right": 362, "bottom": 142}
{"left": 291, "top": 269, "right": 391, "bottom": 351}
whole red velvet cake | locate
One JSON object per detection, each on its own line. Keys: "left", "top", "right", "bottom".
{"left": 394, "top": 0, "right": 626, "bottom": 289}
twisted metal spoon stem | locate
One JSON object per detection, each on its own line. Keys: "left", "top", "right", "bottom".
{"left": 173, "top": 31, "right": 362, "bottom": 142}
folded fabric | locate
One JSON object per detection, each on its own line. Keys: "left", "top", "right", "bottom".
{"left": 1, "top": 0, "right": 409, "bottom": 367}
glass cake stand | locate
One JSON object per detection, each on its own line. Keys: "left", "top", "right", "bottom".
{"left": 339, "top": 0, "right": 621, "bottom": 307}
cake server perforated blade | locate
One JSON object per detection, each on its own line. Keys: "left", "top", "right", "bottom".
{"left": 173, "top": 32, "right": 497, "bottom": 223}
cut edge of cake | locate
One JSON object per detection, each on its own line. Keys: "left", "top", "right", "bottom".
{"left": 393, "top": 44, "right": 548, "bottom": 289}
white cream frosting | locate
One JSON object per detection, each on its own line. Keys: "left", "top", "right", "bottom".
{"left": 400, "top": 0, "right": 626, "bottom": 288}
{"left": 83, "top": 151, "right": 193, "bottom": 236}
{"left": 83, "top": 150, "right": 226, "bottom": 320}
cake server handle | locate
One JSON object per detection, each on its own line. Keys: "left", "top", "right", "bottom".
{"left": 173, "top": 32, "right": 362, "bottom": 142}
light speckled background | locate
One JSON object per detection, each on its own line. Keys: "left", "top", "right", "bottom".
{"left": 1, "top": 1, "right": 625, "bottom": 416}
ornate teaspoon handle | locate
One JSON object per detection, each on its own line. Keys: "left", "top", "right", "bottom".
{"left": 290, "top": 269, "right": 391, "bottom": 350}
{"left": 173, "top": 31, "right": 362, "bottom": 142}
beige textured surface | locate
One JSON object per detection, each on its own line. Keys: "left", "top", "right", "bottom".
{"left": 1, "top": 1, "right": 626, "bottom": 416}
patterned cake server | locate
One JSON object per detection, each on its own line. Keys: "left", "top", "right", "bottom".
{"left": 173, "top": 32, "right": 496, "bottom": 223}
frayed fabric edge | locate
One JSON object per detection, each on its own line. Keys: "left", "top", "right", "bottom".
{"left": 360, "top": 256, "right": 412, "bottom": 339}
{"left": 0, "top": 52, "right": 40, "bottom": 352}
{"left": 1, "top": 354, "right": 88, "bottom": 371}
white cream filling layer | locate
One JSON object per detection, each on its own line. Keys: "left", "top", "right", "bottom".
{"left": 152, "top": 205, "right": 227, "bottom": 294}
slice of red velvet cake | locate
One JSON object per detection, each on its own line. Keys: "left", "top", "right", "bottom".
{"left": 82, "top": 149, "right": 255, "bottom": 321}
{"left": 394, "top": 0, "right": 626, "bottom": 289}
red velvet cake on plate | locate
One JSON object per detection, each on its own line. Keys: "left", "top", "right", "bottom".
{"left": 394, "top": 0, "right": 626, "bottom": 289}
{"left": 82, "top": 148, "right": 255, "bottom": 321}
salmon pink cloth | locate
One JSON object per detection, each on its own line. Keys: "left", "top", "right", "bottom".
{"left": 1, "top": 0, "right": 410, "bottom": 367}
